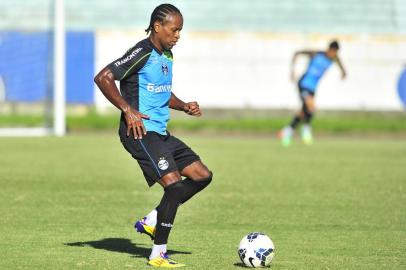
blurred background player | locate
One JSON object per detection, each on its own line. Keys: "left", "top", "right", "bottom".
{"left": 280, "top": 40, "right": 347, "bottom": 146}
{"left": 94, "top": 4, "right": 212, "bottom": 268}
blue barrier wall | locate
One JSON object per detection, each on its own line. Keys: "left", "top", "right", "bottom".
{"left": 0, "top": 31, "right": 94, "bottom": 104}
{"left": 0, "top": 32, "right": 51, "bottom": 102}
{"left": 66, "top": 32, "right": 94, "bottom": 104}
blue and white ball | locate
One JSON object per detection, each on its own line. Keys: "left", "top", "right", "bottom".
{"left": 238, "top": 232, "right": 275, "bottom": 268}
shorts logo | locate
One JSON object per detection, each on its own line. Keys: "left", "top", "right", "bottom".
{"left": 157, "top": 157, "right": 169, "bottom": 170}
{"left": 161, "top": 62, "right": 169, "bottom": 75}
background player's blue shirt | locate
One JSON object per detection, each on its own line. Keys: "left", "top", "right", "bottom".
{"left": 299, "top": 52, "right": 333, "bottom": 92}
{"left": 107, "top": 39, "right": 173, "bottom": 135}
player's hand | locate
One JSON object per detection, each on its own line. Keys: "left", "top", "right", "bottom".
{"left": 123, "top": 106, "right": 149, "bottom": 139}
{"left": 184, "top": 101, "right": 202, "bottom": 117}
{"left": 341, "top": 72, "right": 347, "bottom": 80}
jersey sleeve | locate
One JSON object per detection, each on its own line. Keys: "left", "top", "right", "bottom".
{"left": 107, "top": 45, "right": 151, "bottom": 81}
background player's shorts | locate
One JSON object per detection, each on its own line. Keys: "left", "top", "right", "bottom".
{"left": 298, "top": 87, "right": 315, "bottom": 102}
{"left": 298, "top": 86, "right": 315, "bottom": 114}
{"left": 119, "top": 129, "right": 200, "bottom": 187}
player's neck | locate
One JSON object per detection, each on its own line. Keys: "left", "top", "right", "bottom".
{"left": 149, "top": 35, "right": 163, "bottom": 53}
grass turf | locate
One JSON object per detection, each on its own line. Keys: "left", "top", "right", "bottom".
{"left": 0, "top": 134, "right": 405, "bottom": 269}
{"left": 1, "top": 111, "right": 406, "bottom": 133}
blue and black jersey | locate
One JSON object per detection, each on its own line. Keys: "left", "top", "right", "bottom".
{"left": 108, "top": 38, "right": 173, "bottom": 135}
{"left": 299, "top": 52, "right": 334, "bottom": 92}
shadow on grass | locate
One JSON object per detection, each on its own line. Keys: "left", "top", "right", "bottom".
{"left": 233, "top": 262, "right": 249, "bottom": 268}
{"left": 65, "top": 238, "right": 191, "bottom": 259}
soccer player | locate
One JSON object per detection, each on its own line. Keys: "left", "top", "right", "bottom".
{"left": 94, "top": 4, "right": 212, "bottom": 268}
{"left": 280, "top": 40, "right": 346, "bottom": 146}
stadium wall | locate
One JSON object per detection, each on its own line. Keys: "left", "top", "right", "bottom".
{"left": 95, "top": 31, "right": 406, "bottom": 111}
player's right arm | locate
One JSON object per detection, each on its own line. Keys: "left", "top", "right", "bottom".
{"left": 94, "top": 44, "right": 152, "bottom": 139}
{"left": 335, "top": 56, "right": 347, "bottom": 79}
{"left": 290, "top": 50, "right": 317, "bottom": 82}
{"left": 94, "top": 67, "right": 149, "bottom": 139}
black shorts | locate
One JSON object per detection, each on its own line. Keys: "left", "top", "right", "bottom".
{"left": 298, "top": 87, "right": 315, "bottom": 102}
{"left": 119, "top": 129, "right": 200, "bottom": 187}
{"left": 297, "top": 78, "right": 315, "bottom": 101}
{"left": 297, "top": 82, "right": 315, "bottom": 113}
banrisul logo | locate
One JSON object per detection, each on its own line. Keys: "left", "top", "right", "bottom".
{"left": 162, "top": 62, "right": 169, "bottom": 75}
{"left": 147, "top": 83, "right": 172, "bottom": 93}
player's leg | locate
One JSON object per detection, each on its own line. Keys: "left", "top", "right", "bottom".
{"left": 138, "top": 170, "right": 193, "bottom": 267}
{"left": 148, "top": 171, "right": 184, "bottom": 265}
{"left": 289, "top": 110, "right": 304, "bottom": 130}
{"left": 281, "top": 110, "right": 303, "bottom": 146}
{"left": 134, "top": 134, "right": 212, "bottom": 267}
{"left": 281, "top": 109, "right": 305, "bottom": 147}
{"left": 151, "top": 141, "right": 212, "bottom": 268}
{"left": 149, "top": 166, "right": 212, "bottom": 267}
{"left": 120, "top": 132, "right": 182, "bottom": 244}
{"left": 301, "top": 94, "right": 315, "bottom": 144}
{"left": 120, "top": 129, "right": 188, "bottom": 267}
{"left": 280, "top": 88, "right": 308, "bottom": 146}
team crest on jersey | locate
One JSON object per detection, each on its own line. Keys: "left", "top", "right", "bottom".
{"left": 161, "top": 62, "right": 169, "bottom": 75}
{"left": 157, "top": 157, "right": 169, "bottom": 170}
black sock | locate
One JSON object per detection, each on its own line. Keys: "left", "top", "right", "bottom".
{"left": 154, "top": 181, "right": 184, "bottom": 245}
{"left": 290, "top": 116, "right": 301, "bottom": 129}
{"left": 180, "top": 173, "right": 212, "bottom": 205}
{"left": 304, "top": 112, "right": 313, "bottom": 124}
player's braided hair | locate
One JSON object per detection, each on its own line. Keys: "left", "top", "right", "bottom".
{"left": 329, "top": 40, "right": 340, "bottom": 50}
{"left": 145, "top": 4, "right": 182, "bottom": 34}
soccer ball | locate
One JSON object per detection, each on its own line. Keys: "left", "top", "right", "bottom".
{"left": 238, "top": 232, "right": 275, "bottom": 268}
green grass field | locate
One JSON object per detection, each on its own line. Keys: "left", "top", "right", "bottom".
{"left": 0, "top": 134, "right": 405, "bottom": 269}
{"left": 1, "top": 111, "right": 406, "bottom": 134}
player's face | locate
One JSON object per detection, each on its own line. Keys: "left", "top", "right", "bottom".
{"left": 326, "top": 48, "right": 338, "bottom": 59}
{"left": 156, "top": 14, "right": 183, "bottom": 50}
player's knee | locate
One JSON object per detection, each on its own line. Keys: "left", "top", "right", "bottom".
{"left": 203, "top": 170, "right": 213, "bottom": 182}
{"left": 195, "top": 171, "right": 213, "bottom": 189}
{"left": 190, "top": 163, "right": 212, "bottom": 181}
{"left": 200, "top": 170, "right": 213, "bottom": 181}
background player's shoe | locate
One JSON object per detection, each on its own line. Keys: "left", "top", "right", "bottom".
{"left": 148, "top": 252, "right": 186, "bottom": 268}
{"left": 135, "top": 217, "right": 155, "bottom": 240}
{"left": 301, "top": 125, "right": 313, "bottom": 145}
{"left": 279, "top": 126, "right": 293, "bottom": 147}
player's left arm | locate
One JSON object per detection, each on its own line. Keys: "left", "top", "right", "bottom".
{"left": 169, "top": 93, "right": 202, "bottom": 117}
{"left": 335, "top": 56, "right": 347, "bottom": 79}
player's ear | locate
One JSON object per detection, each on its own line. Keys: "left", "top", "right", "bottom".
{"left": 153, "top": 21, "right": 161, "bottom": 33}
